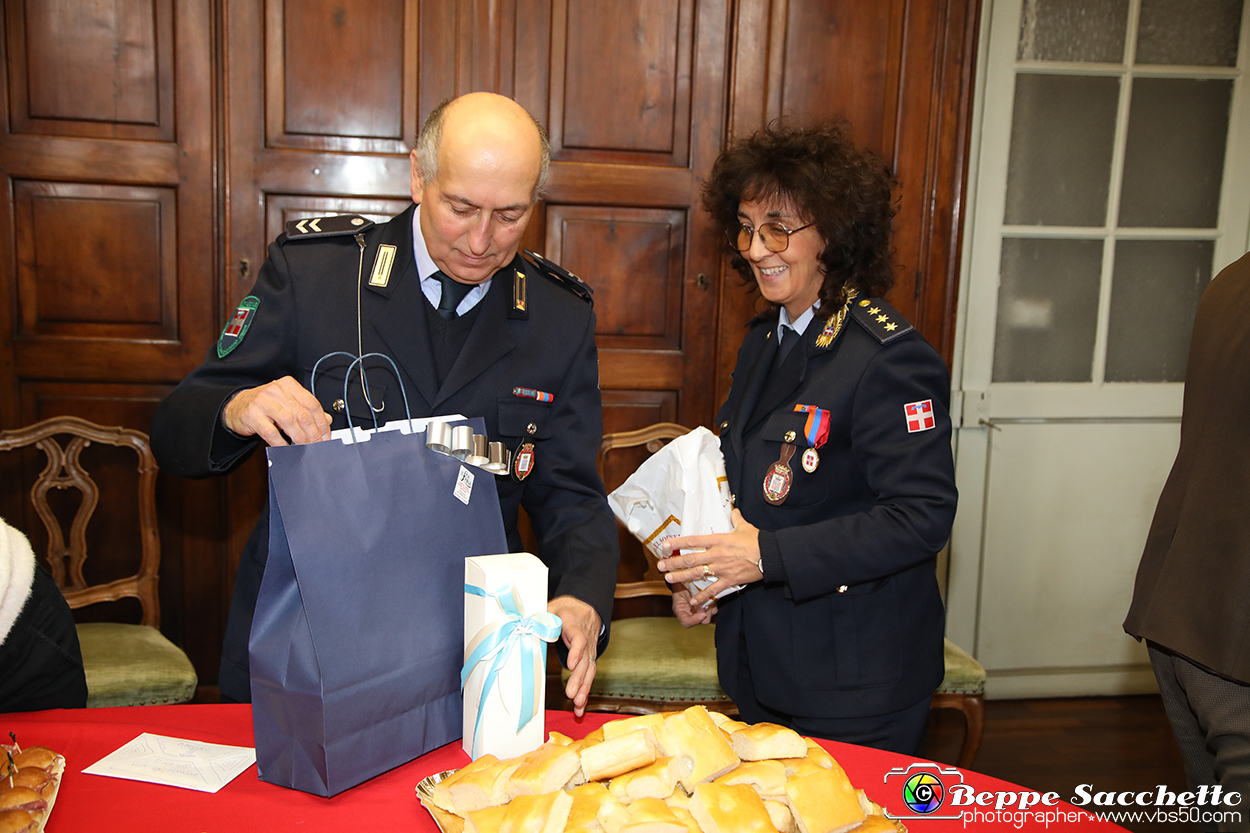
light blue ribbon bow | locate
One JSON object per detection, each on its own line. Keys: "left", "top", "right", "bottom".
{"left": 461, "top": 581, "right": 562, "bottom": 758}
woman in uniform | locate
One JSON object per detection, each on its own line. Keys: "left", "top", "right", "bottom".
{"left": 656, "top": 122, "right": 957, "bottom": 754}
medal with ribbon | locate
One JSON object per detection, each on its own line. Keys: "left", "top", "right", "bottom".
{"left": 461, "top": 580, "right": 563, "bottom": 759}
{"left": 793, "top": 404, "right": 830, "bottom": 472}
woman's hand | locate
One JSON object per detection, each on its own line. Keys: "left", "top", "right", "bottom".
{"left": 656, "top": 509, "right": 763, "bottom": 609}
{"left": 671, "top": 587, "right": 717, "bottom": 627}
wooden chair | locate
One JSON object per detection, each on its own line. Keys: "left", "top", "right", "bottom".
{"left": 0, "top": 416, "right": 197, "bottom": 707}
{"left": 931, "top": 639, "right": 986, "bottom": 769}
{"left": 560, "top": 422, "right": 737, "bottom": 715}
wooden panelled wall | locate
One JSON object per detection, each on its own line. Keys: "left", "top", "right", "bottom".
{"left": 0, "top": 0, "right": 978, "bottom": 691}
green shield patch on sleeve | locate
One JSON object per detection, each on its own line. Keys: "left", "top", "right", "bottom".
{"left": 217, "top": 296, "right": 260, "bottom": 358}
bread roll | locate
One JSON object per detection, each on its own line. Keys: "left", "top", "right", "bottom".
{"left": 448, "top": 757, "right": 522, "bottom": 814}
{"left": 565, "top": 781, "right": 614, "bottom": 832}
{"left": 617, "top": 797, "right": 690, "bottom": 833}
{"left": 783, "top": 768, "right": 866, "bottom": 833}
{"left": 659, "top": 707, "right": 739, "bottom": 791}
{"left": 688, "top": 783, "right": 776, "bottom": 833}
{"left": 579, "top": 731, "right": 657, "bottom": 782}
{"left": 730, "top": 723, "right": 807, "bottom": 761}
{"left": 608, "top": 756, "right": 682, "bottom": 803}
{"left": 713, "top": 759, "right": 787, "bottom": 800}
{"left": 504, "top": 790, "right": 574, "bottom": 833}
{"left": 855, "top": 815, "right": 905, "bottom": 833}
{"left": 464, "top": 803, "right": 509, "bottom": 833}
{"left": 602, "top": 714, "right": 666, "bottom": 747}
{"left": 506, "top": 742, "right": 581, "bottom": 798}
{"left": 765, "top": 799, "right": 798, "bottom": 833}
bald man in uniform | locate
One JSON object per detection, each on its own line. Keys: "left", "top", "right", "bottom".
{"left": 152, "top": 93, "right": 618, "bottom": 714}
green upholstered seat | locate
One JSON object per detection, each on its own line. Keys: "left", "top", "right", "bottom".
{"left": 565, "top": 617, "right": 731, "bottom": 707}
{"left": 937, "top": 637, "right": 986, "bottom": 694}
{"left": 77, "top": 622, "right": 198, "bottom": 708}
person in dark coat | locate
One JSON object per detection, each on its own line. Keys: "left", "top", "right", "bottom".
{"left": 150, "top": 93, "right": 618, "bottom": 713}
{"left": 0, "top": 517, "right": 88, "bottom": 712}
{"left": 656, "top": 123, "right": 957, "bottom": 754}
{"left": 1124, "top": 250, "right": 1250, "bottom": 819}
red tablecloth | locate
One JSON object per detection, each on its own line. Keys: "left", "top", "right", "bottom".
{"left": 3, "top": 705, "right": 1127, "bottom": 831}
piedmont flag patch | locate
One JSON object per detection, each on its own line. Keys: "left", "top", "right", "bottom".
{"left": 904, "top": 399, "right": 936, "bottom": 433}
{"left": 217, "top": 296, "right": 260, "bottom": 358}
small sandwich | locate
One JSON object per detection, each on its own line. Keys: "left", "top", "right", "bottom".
{"left": 579, "top": 730, "right": 657, "bottom": 782}
{"left": 730, "top": 723, "right": 807, "bottom": 761}
{"left": 423, "top": 754, "right": 500, "bottom": 813}
{"left": 784, "top": 767, "right": 866, "bottom": 833}
{"left": 688, "top": 783, "right": 776, "bottom": 833}
{"left": 0, "top": 788, "right": 45, "bottom": 819}
{"left": 608, "top": 756, "right": 683, "bottom": 803}
{"left": 0, "top": 810, "right": 38, "bottom": 833}
{"left": 659, "top": 707, "right": 739, "bottom": 791}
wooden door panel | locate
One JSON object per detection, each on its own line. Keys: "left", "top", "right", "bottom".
{"left": 6, "top": 0, "right": 174, "bottom": 140}
{"left": 15, "top": 182, "right": 177, "bottom": 339}
{"left": 555, "top": 0, "right": 690, "bottom": 161}
{"left": 545, "top": 206, "right": 685, "bottom": 350}
{"left": 266, "top": 0, "right": 416, "bottom": 153}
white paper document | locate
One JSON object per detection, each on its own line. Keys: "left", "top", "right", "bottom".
{"left": 83, "top": 733, "right": 256, "bottom": 793}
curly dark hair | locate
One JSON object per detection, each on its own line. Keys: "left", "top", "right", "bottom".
{"left": 702, "top": 121, "right": 896, "bottom": 308}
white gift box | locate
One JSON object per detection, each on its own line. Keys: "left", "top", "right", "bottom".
{"left": 462, "top": 553, "right": 557, "bottom": 760}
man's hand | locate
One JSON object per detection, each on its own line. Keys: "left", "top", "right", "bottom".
{"left": 222, "top": 376, "right": 331, "bottom": 446}
{"left": 547, "top": 595, "right": 601, "bottom": 717}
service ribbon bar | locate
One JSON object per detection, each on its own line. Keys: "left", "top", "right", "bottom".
{"left": 512, "top": 387, "right": 554, "bottom": 403}
{"left": 461, "top": 581, "right": 562, "bottom": 759}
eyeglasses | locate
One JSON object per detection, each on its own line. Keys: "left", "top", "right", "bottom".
{"left": 730, "top": 222, "right": 814, "bottom": 253}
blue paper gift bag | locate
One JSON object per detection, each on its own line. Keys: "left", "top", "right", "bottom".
{"left": 249, "top": 414, "right": 507, "bottom": 796}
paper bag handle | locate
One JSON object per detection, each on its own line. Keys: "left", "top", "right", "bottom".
{"left": 310, "top": 351, "right": 413, "bottom": 437}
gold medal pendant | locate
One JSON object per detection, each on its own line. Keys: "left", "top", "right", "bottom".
{"left": 801, "top": 447, "right": 820, "bottom": 473}
{"left": 763, "top": 443, "right": 796, "bottom": 505}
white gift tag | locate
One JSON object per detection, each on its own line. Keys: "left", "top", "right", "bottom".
{"left": 454, "top": 466, "right": 475, "bottom": 505}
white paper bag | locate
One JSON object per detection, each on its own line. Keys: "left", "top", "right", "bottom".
{"left": 606, "top": 426, "right": 742, "bottom": 598}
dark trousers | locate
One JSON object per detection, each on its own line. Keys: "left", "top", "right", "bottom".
{"left": 0, "top": 565, "right": 88, "bottom": 712}
{"left": 1150, "top": 643, "right": 1250, "bottom": 833}
{"left": 732, "top": 630, "right": 931, "bottom": 755}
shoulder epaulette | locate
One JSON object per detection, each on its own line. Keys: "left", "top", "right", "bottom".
{"left": 523, "top": 250, "right": 594, "bottom": 306}
{"left": 849, "top": 297, "right": 914, "bottom": 344}
{"left": 284, "top": 214, "right": 375, "bottom": 240}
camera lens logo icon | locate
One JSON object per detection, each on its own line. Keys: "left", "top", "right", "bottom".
{"left": 902, "top": 771, "right": 945, "bottom": 814}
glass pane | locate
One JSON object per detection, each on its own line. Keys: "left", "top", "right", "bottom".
{"left": 1017, "top": 0, "right": 1129, "bottom": 62}
{"left": 1137, "top": 0, "right": 1243, "bottom": 67}
{"left": 993, "top": 238, "right": 1104, "bottom": 382}
{"left": 1005, "top": 74, "right": 1120, "bottom": 226}
{"left": 1105, "top": 240, "right": 1212, "bottom": 381}
{"left": 1119, "top": 78, "right": 1232, "bottom": 228}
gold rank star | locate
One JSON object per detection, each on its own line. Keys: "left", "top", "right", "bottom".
{"left": 876, "top": 314, "right": 889, "bottom": 323}
{"left": 868, "top": 306, "right": 881, "bottom": 315}
{"left": 885, "top": 322, "right": 898, "bottom": 332}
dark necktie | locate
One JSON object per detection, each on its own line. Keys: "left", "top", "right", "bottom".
{"left": 774, "top": 324, "right": 797, "bottom": 368}
{"left": 436, "top": 272, "right": 473, "bottom": 320}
